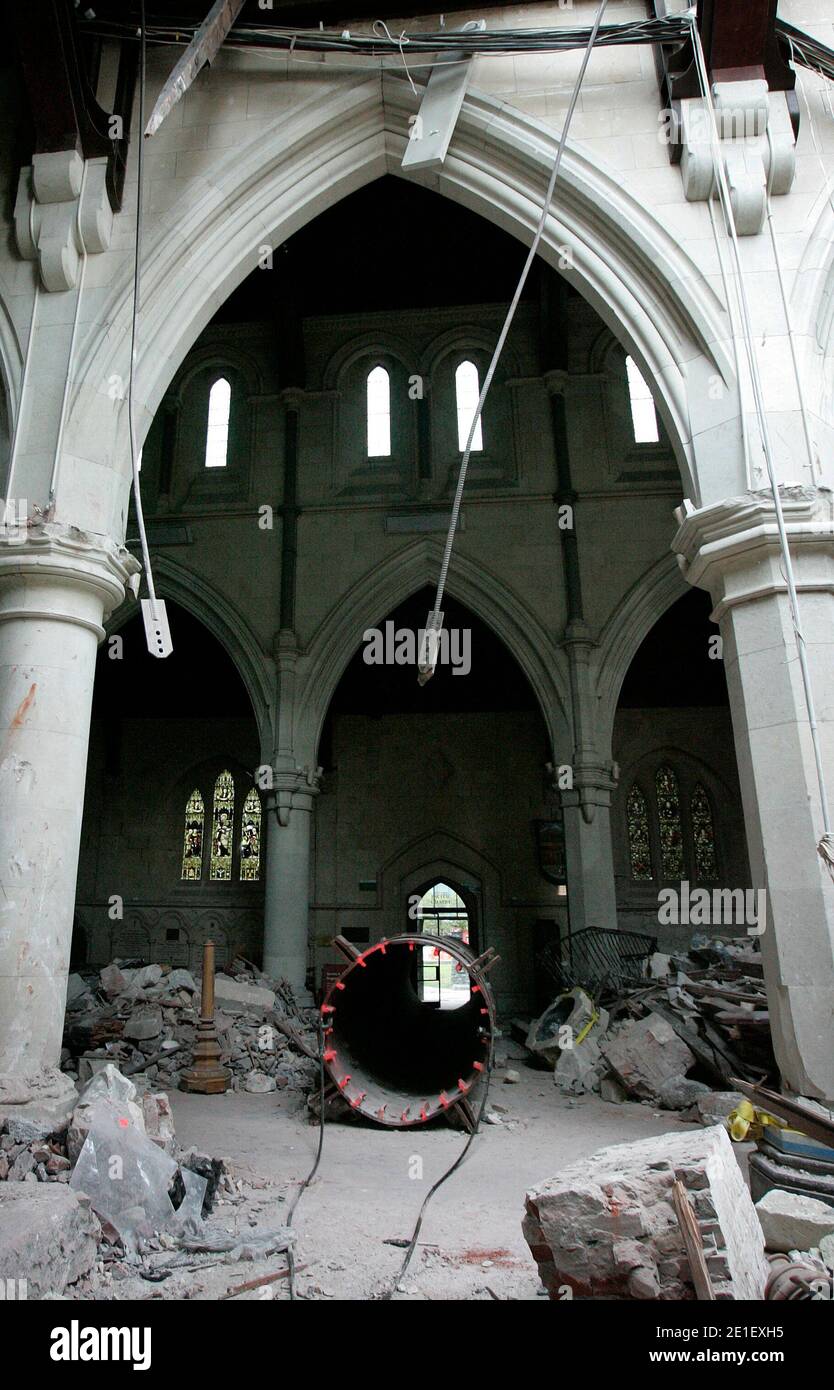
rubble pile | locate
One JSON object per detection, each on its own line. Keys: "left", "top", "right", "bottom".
{"left": 61, "top": 957, "right": 319, "bottom": 1096}
{"left": 521, "top": 933, "right": 774, "bottom": 1113}
{"left": 0, "top": 1058, "right": 293, "bottom": 1298}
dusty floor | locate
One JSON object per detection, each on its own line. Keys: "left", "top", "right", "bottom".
{"left": 74, "top": 1040, "right": 743, "bottom": 1302}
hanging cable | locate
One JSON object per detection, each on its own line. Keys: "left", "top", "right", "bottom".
{"left": 285, "top": 1017, "right": 326, "bottom": 1301}
{"left": 688, "top": 12, "right": 834, "bottom": 875}
{"left": 418, "top": 0, "right": 609, "bottom": 683}
{"left": 129, "top": 1, "right": 158, "bottom": 605}
{"left": 765, "top": 195, "right": 819, "bottom": 484}
{"left": 129, "top": 3, "right": 172, "bottom": 659}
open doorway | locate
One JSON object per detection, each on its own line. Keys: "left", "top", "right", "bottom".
{"left": 415, "top": 882, "right": 471, "bottom": 1010}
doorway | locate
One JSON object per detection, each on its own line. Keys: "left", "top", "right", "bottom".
{"left": 415, "top": 881, "right": 472, "bottom": 1010}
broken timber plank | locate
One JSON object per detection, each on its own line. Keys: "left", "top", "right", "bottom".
{"left": 145, "top": 0, "right": 246, "bottom": 138}
{"left": 672, "top": 1181, "right": 716, "bottom": 1301}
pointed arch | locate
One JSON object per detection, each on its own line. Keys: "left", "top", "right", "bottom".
{"left": 63, "top": 75, "right": 738, "bottom": 539}
{"left": 293, "top": 538, "right": 569, "bottom": 762}
{"left": 104, "top": 554, "right": 274, "bottom": 758}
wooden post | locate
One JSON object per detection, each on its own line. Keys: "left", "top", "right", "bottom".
{"left": 181, "top": 941, "right": 230, "bottom": 1094}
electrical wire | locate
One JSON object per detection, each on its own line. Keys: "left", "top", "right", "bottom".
{"left": 688, "top": 13, "right": 834, "bottom": 873}
{"left": 380, "top": 1046, "right": 494, "bottom": 1300}
{"left": 81, "top": 12, "right": 689, "bottom": 58}
{"left": 129, "top": 0, "right": 160, "bottom": 608}
{"left": 427, "top": 0, "right": 610, "bottom": 656}
{"left": 285, "top": 1016, "right": 326, "bottom": 1301}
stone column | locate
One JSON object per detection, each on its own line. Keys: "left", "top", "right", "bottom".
{"left": 0, "top": 521, "right": 136, "bottom": 1074}
{"left": 559, "top": 619, "right": 619, "bottom": 935}
{"left": 674, "top": 488, "right": 834, "bottom": 1101}
{"left": 544, "top": 357, "right": 620, "bottom": 937}
{"left": 262, "top": 766, "right": 320, "bottom": 1000}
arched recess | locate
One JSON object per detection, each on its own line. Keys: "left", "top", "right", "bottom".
{"left": 379, "top": 830, "right": 505, "bottom": 953}
{"left": 596, "top": 554, "right": 690, "bottom": 752}
{"left": 63, "top": 74, "right": 736, "bottom": 539}
{"left": 293, "top": 537, "right": 569, "bottom": 762}
{"left": 106, "top": 554, "right": 274, "bottom": 757}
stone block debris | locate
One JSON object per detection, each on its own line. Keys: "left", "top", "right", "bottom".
{"left": 755, "top": 1189, "right": 834, "bottom": 1254}
{"left": 0, "top": 1184, "right": 100, "bottom": 1298}
{"left": 601, "top": 1012, "right": 695, "bottom": 1102}
{"left": 523, "top": 1125, "right": 769, "bottom": 1300}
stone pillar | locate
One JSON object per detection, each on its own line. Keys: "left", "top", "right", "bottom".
{"left": 558, "top": 617, "right": 619, "bottom": 935}
{"left": 674, "top": 488, "right": 834, "bottom": 1101}
{"left": 262, "top": 767, "right": 320, "bottom": 999}
{"left": 0, "top": 521, "right": 136, "bottom": 1074}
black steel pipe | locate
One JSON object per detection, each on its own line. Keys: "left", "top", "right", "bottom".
{"left": 321, "top": 934, "right": 496, "bottom": 1127}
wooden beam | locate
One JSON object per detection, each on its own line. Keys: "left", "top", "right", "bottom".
{"left": 144, "top": 0, "right": 246, "bottom": 137}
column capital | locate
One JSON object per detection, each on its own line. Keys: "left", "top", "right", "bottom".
{"left": 267, "top": 759, "right": 323, "bottom": 826}
{"left": 672, "top": 486, "right": 834, "bottom": 620}
{"left": 555, "top": 757, "right": 619, "bottom": 822}
{"left": 0, "top": 519, "right": 139, "bottom": 639}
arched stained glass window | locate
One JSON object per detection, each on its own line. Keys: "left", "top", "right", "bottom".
{"left": 455, "top": 360, "right": 484, "bottom": 453}
{"left": 209, "top": 770, "right": 235, "bottom": 881}
{"left": 625, "top": 356, "right": 659, "bottom": 444}
{"left": 239, "top": 788, "right": 262, "bottom": 882}
{"left": 181, "top": 789, "right": 205, "bottom": 881}
{"left": 656, "top": 764, "right": 684, "bottom": 879}
{"left": 367, "top": 365, "right": 391, "bottom": 458}
{"left": 691, "top": 784, "right": 718, "bottom": 880}
{"left": 626, "top": 785, "right": 653, "bottom": 881}
{"left": 205, "top": 377, "right": 231, "bottom": 468}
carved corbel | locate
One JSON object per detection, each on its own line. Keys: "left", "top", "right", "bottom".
{"left": 678, "top": 81, "right": 796, "bottom": 234}
{"left": 14, "top": 151, "right": 115, "bottom": 292}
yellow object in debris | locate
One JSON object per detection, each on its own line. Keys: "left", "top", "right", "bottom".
{"left": 574, "top": 1009, "right": 600, "bottom": 1046}
{"left": 727, "top": 1099, "right": 786, "bottom": 1143}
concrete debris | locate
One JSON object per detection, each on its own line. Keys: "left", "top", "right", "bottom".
{"left": 654, "top": 1076, "right": 713, "bottom": 1111}
{"left": 142, "top": 1091, "right": 177, "bottom": 1155}
{"left": 0, "top": 1068, "right": 78, "bottom": 1137}
{"left": 243, "top": 1072, "right": 277, "bottom": 1093}
{"left": 213, "top": 976, "right": 277, "bottom": 1018}
{"left": 58, "top": 958, "right": 319, "bottom": 1097}
{"left": 123, "top": 1006, "right": 164, "bottom": 1041}
{"left": 601, "top": 1013, "right": 695, "bottom": 1103}
{"left": 0, "top": 1185, "right": 100, "bottom": 1298}
{"left": 755, "top": 1189, "right": 834, "bottom": 1254}
{"left": 689, "top": 1092, "right": 746, "bottom": 1128}
{"left": 523, "top": 1125, "right": 769, "bottom": 1300}
{"left": 599, "top": 1075, "right": 628, "bottom": 1105}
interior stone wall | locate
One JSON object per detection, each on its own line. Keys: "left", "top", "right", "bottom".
{"left": 76, "top": 715, "right": 264, "bottom": 971}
